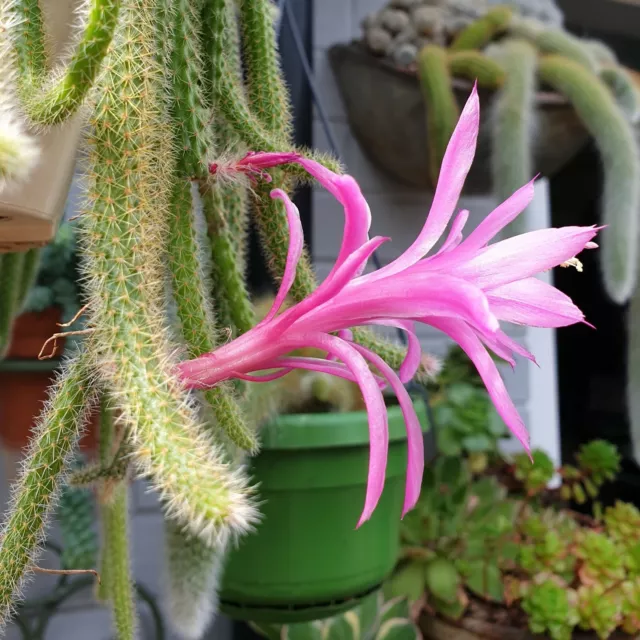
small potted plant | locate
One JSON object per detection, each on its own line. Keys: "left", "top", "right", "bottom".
{"left": 0, "top": 222, "right": 95, "bottom": 453}
{"left": 387, "top": 430, "right": 640, "bottom": 639}
{"left": 219, "top": 297, "right": 431, "bottom": 624}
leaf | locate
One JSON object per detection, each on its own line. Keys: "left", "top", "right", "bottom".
{"left": 325, "top": 613, "right": 357, "bottom": 640}
{"left": 464, "top": 560, "right": 504, "bottom": 602}
{"left": 447, "top": 383, "right": 476, "bottom": 406}
{"left": 386, "top": 562, "right": 425, "bottom": 602}
{"left": 439, "top": 457, "right": 466, "bottom": 487}
{"left": 461, "top": 434, "right": 493, "bottom": 453}
{"left": 435, "top": 427, "right": 462, "bottom": 457}
{"left": 424, "top": 557, "right": 461, "bottom": 604}
{"left": 284, "top": 621, "right": 325, "bottom": 640}
{"left": 380, "top": 596, "right": 411, "bottom": 623}
{"left": 249, "top": 622, "right": 281, "bottom": 640}
{"left": 375, "top": 618, "right": 421, "bottom": 640}
{"left": 487, "top": 407, "right": 508, "bottom": 437}
{"left": 431, "top": 595, "right": 466, "bottom": 620}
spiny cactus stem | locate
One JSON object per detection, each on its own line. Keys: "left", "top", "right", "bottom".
{"left": 0, "top": 251, "right": 25, "bottom": 355}
{"left": 539, "top": 55, "right": 640, "bottom": 303}
{"left": 168, "top": 178, "right": 257, "bottom": 452}
{"left": 0, "top": 351, "right": 97, "bottom": 627}
{"left": 417, "top": 45, "right": 459, "bottom": 188}
{"left": 104, "top": 484, "right": 137, "bottom": 640}
{"left": 8, "top": 0, "right": 47, "bottom": 80}
{"left": 82, "top": 0, "right": 257, "bottom": 545}
{"left": 16, "top": 248, "right": 41, "bottom": 311}
{"left": 490, "top": 39, "right": 537, "bottom": 237}
{"left": 238, "top": 0, "right": 292, "bottom": 140}
{"left": 21, "top": 0, "right": 121, "bottom": 126}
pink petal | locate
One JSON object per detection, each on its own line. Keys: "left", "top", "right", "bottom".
{"left": 327, "top": 330, "right": 354, "bottom": 362}
{"left": 437, "top": 209, "right": 469, "bottom": 255}
{"left": 448, "top": 226, "right": 600, "bottom": 289}
{"left": 297, "top": 158, "right": 372, "bottom": 276}
{"left": 260, "top": 189, "right": 304, "bottom": 324}
{"left": 297, "top": 332, "right": 389, "bottom": 527}
{"left": 428, "top": 317, "right": 530, "bottom": 452}
{"left": 459, "top": 180, "right": 536, "bottom": 252}
{"left": 274, "top": 356, "right": 387, "bottom": 388}
{"left": 368, "top": 320, "right": 422, "bottom": 383}
{"left": 310, "top": 272, "right": 499, "bottom": 339}
{"left": 233, "top": 369, "right": 292, "bottom": 382}
{"left": 488, "top": 277, "right": 587, "bottom": 328}
{"left": 362, "top": 85, "right": 480, "bottom": 282}
{"left": 351, "top": 343, "right": 424, "bottom": 517}
{"left": 274, "top": 236, "right": 390, "bottom": 332}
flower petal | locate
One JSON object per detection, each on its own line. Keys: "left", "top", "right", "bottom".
{"left": 351, "top": 343, "right": 424, "bottom": 517}
{"left": 437, "top": 209, "right": 469, "bottom": 255}
{"left": 459, "top": 180, "right": 536, "bottom": 252}
{"left": 274, "top": 236, "right": 390, "bottom": 332}
{"left": 428, "top": 317, "right": 530, "bottom": 452}
{"left": 297, "top": 158, "right": 372, "bottom": 275}
{"left": 260, "top": 189, "right": 304, "bottom": 324}
{"left": 368, "top": 320, "right": 422, "bottom": 383}
{"left": 362, "top": 85, "right": 480, "bottom": 281}
{"left": 488, "top": 277, "right": 587, "bottom": 328}
{"left": 297, "top": 332, "right": 389, "bottom": 527}
{"left": 274, "top": 356, "right": 387, "bottom": 388}
{"left": 448, "top": 226, "right": 600, "bottom": 289}
{"left": 312, "top": 272, "right": 499, "bottom": 338}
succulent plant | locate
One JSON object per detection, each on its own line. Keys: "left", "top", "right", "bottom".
{"left": 521, "top": 580, "right": 578, "bottom": 640}
{"left": 389, "top": 436, "right": 639, "bottom": 639}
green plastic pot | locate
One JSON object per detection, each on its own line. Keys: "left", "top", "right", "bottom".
{"left": 219, "top": 401, "right": 429, "bottom": 624}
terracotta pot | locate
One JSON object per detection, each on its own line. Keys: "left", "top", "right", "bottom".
{"left": 328, "top": 42, "right": 590, "bottom": 194}
{"left": 420, "top": 612, "right": 634, "bottom": 640}
{"left": 0, "top": 0, "right": 83, "bottom": 252}
{"left": 0, "top": 308, "right": 97, "bottom": 452}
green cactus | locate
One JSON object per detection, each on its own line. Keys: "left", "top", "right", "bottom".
{"left": 57, "top": 460, "right": 99, "bottom": 570}
{"left": 600, "top": 65, "right": 640, "bottom": 123}
{"left": 0, "top": 251, "right": 25, "bottom": 355}
{"left": 417, "top": 45, "right": 459, "bottom": 189}
{"left": 16, "top": 0, "right": 121, "bottom": 126}
{"left": 448, "top": 51, "right": 506, "bottom": 88}
{"left": 450, "top": 6, "right": 513, "bottom": 52}
{"left": 488, "top": 39, "right": 537, "bottom": 237}
{"left": 539, "top": 55, "right": 640, "bottom": 304}
{"left": 0, "top": 350, "right": 97, "bottom": 624}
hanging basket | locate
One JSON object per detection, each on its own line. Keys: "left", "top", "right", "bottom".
{"left": 328, "top": 42, "right": 589, "bottom": 193}
{"left": 220, "top": 401, "right": 429, "bottom": 624}
{"left": 0, "top": 0, "right": 83, "bottom": 252}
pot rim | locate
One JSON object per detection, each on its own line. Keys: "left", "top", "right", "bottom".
{"left": 259, "top": 400, "right": 429, "bottom": 451}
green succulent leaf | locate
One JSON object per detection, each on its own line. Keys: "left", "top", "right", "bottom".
{"left": 375, "top": 618, "right": 421, "bottom": 640}
{"left": 424, "top": 557, "right": 461, "bottom": 604}
{"left": 464, "top": 560, "right": 504, "bottom": 602}
{"left": 386, "top": 562, "right": 425, "bottom": 603}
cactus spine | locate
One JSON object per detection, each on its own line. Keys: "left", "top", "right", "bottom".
{"left": 539, "top": 55, "right": 640, "bottom": 304}
{"left": 0, "top": 350, "right": 96, "bottom": 627}
{"left": 417, "top": 45, "right": 460, "bottom": 188}
{"left": 490, "top": 39, "right": 537, "bottom": 237}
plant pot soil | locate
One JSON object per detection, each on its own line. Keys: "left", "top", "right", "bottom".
{"left": 419, "top": 599, "right": 634, "bottom": 639}
{"left": 220, "top": 402, "right": 429, "bottom": 625}
{"left": 328, "top": 42, "right": 589, "bottom": 194}
{"left": 0, "top": 308, "right": 97, "bottom": 452}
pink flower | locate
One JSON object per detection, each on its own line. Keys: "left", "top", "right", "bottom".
{"left": 180, "top": 85, "right": 598, "bottom": 527}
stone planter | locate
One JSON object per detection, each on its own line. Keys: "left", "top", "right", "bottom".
{"left": 328, "top": 42, "right": 589, "bottom": 193}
